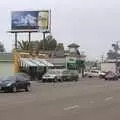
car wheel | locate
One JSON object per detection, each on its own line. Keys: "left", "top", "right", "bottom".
{"left": 59, "top": 79, "right": 63, "bottom": 82}
{"left": 54, "top": 78, "right": 57, "bottom": 83}
{"left": 42, "top": 79, "right": 46, "bottom": 83}
{"left": 12, "top": 86, "right": 17, "bottom": 93}
{"left": 99, "top": 75, "right": 103, "bottom": 79}
{"left": 75, "top": 77, "right": 79, "bottom": 81}
{"left": 89, "top": 76, "right": 92, "bottom": 78}
{"left": 25, "top": 85, "right": 31, "bottom": 92}
{"left": 104, "top": 78, "right": 107, "bottom": 80}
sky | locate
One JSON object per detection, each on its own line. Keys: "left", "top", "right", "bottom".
{"left": 1, "top": 0, "right": 120, "bottom": 60}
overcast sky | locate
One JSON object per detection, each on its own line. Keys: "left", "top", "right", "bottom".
{"left": 1, "top": 0, "right": 120, "bottom": 60}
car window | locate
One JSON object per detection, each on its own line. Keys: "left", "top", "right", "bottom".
{"left": 91, "top": 71, "right": 98, "bottom": 73}
{"left": 5, "top": 76, "right": 16, "bottom": 81}
{"left": 62, "top": 71, "right": 69, "bottom": 74}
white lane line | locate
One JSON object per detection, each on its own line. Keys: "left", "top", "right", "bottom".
{"left": 89, "top": 100, "right": 95, "bottom": 104}
{"left": 105, "top": 97, "right": 113, "bottom": 101}
{"left": 64, "top": 105, "right": 80, "bottom": 111}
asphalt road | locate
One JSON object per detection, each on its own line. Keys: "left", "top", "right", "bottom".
{"left": 1, "top": 78, "right": 120, "bottom": 120}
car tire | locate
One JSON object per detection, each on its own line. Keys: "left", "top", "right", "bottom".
{"left": 12, "top": 86, "right": 17, "bottom": 93}
{"left": 54, "top": 78, "right": 57, "bottom": 83}
{"left": 42, "top": 79, "right": 46, "bottom": 83}
{"left": 25, "top": 85, "right": 31, "bottom": 92}
{"left": 75, "top": 77, "right": 79, "bottom": 81}
{"left": 89, "top": 76, "right": 92, "bottom": 78}
{"left": 59, "top": 79, "right": 63, "bottom": 82}
{"left": 99, "top": 75, "right": 103, "bottom": 79}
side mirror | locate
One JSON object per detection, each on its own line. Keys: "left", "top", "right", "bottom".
{"left": 16, "top": 80, "right": 20, "bottom": 83}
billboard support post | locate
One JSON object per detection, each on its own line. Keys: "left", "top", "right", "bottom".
{"left": 15, "top": 32, "right": 18, "bottom": 49}
{"left": 28, "top": 32, "right": 31, "bottom": 49}
{"left": 43, "top": 32, "right": 46, "bottom": 50}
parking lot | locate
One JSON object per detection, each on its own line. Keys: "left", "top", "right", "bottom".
{"left": 1, "top": 78, "right": 120, "bottom": 120}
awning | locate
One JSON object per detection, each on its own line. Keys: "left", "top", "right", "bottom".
{"left": 20, "top": 58, "right": 37, "bottom": 67}
{"left": 20, "top": 58, "right": 54, "bottom": 67}
{"left": 30, "top": 59, "right": 46, "bottom": 67}
{"left": 38, "top": 59, "right": 54, "bottom": 67}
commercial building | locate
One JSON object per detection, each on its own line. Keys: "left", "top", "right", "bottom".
{"left": 0, "top": 53, "right": 14, "bottom": 76}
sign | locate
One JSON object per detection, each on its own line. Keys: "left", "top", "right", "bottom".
{"left": 38, "top": 11, "right": 50, "bottom": 32}
{"left": 66, "top": 57, "right": 76, "bottom": 64}
{"left": 11, "top": 10, "right": 51, "bottom": 32}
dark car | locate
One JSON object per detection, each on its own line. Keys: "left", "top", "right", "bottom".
{"left": 0, "top": 75, "right": 31, "bottom": 92}
{"left": 104, "top": 71, "right": 118, "bottom": 81}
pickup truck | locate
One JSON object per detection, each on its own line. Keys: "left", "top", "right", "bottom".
{"left": 84, "top": 70, "right": 105, "bottom": 78}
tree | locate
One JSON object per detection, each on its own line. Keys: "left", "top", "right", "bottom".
{"left": 107, "top": 42, "right": 120, "bottom": 59}
{"left": 18, "top": 40, "right": 30, "bottom": 51}
{"left": 39, "top": 35, "right": 57, "bottom": 50}
{"left": 55, "top": 43, "right": 64, "bottom": 51}
{"left": 0, "top": 42, "right": 5, "bottom": 52}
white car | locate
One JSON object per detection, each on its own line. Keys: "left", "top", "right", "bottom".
{"left": 42, "top": 69, "right": 66, "bottom": 82}
{"left": 84, "top": 70, "right": 105, "bottom": 78}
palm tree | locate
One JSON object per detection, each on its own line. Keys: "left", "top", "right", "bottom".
{"left": 18, "top": 40, "right": 30, "bottom": 51}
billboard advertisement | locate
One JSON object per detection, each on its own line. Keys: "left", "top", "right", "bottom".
{"left": 11, "top": 10, "right": 51, "bottom": 32}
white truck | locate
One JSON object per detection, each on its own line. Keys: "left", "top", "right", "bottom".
{"left": 84, "top": 70, "right": 105, "bottom": 78}
{"left": 101, "top": 62, "right": 116, "bottom": 73}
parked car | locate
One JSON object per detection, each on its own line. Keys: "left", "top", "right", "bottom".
{"left": 62, "top": 70, "right": 79, "bottom": 81}
{"left": 0, "top": 75, "right": 31, "bottom": 92}
{"left": 42, "top": 69, "right": 79, "bottom": 82}
{"left": 84, "top": 70, "right": 105, "bottom": 78}
{"left": 104, "top": 71, "right": 118, "bottom": 81}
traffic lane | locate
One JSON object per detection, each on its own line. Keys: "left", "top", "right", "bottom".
{"left": 0, "top": 78, "right": 119, "bottom": 110}
{"left": 0, "top": 79, "right": 115, "bottom": 108}
{"left": 1, "top": 87, "right": 120, "bottom": 120}
{"left": 0, "top": 81, "right": 120, "bottom": 120}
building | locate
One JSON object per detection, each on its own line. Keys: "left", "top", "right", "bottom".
{"left": 0, "top": 53, "right": 14, "bottom": 76}
{"left": 48, "top": 43, "right": 86, "bottom": 74}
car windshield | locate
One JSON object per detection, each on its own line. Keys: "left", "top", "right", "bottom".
{"left": 4, "top": 76, "right": 16, "bottom": 81}
{"left": 2, "top": 80, "right": 14, "bottom": 84}
{"left": 47, "top": 70, "right": 61, "bottom": 75}
{"left": 62, "top": 71, "right": 69, "bottom": 74}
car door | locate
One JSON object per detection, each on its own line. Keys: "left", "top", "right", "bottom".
{"left": 16, "top": 76, "right": 24, "bottom": 89}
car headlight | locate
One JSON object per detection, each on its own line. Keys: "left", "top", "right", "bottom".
{"left": 6, "top": 83, "right": 12, "bottom": 86}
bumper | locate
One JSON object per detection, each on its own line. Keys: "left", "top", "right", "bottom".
{"left": 42, "top": 78, "right": 55, "bottom": 82}
{"left": 1, "top": 86, "right": 12, "bottom": 91}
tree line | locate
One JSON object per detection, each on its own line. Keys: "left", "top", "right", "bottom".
{"left": 107, "top": 42, "right": 120, "bottom": 59}
{"left": 17, "top": 35, "right": 64, "bottom": 52}
{"left": 0, "top": 35, "right": 64, "bottom": 53}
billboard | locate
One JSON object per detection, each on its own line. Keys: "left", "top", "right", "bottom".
{"left": 11, "top": 10, "right": 51, "bottom": 32}
{"left": 38, "top": 11, "right": 50, "bottom": 32}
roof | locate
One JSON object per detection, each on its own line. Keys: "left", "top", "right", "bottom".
{"left": 20, "top": 58, "right": 54, "bottom": 67}
{"left": 39, "top": 59, "right": 54, "bottom": 67}
{"left": 68, "top": 43, "right": 80, "bottom": 48}
{"left": 20, "top": 58, "right": 37, "bottom": 67}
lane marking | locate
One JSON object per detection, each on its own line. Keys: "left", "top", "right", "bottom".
{"left": 105, "top": 97, "right": 113, "bottom": 101}
{"left": 89, "top": 100, "right": 95, "bottom": 104}
{"left": 64, "top": 105, "right": 80, "bottom": 111}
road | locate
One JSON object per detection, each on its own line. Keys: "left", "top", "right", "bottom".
{"left": 0, "top": 78, "right": 120, "bottom": 120}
